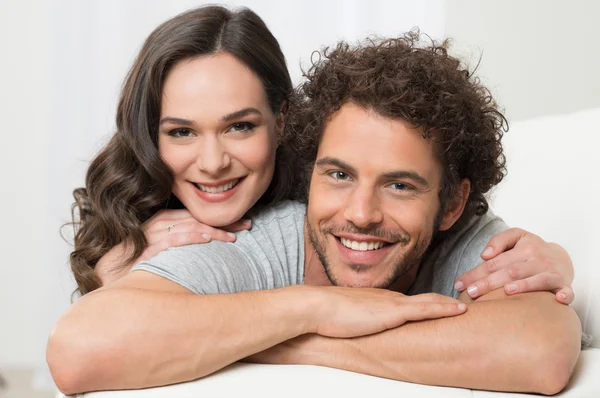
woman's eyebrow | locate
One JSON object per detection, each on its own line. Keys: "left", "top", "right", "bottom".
{"left": 220, "top": 107, "right": 262, "bottom": 122}
{"left": 159, "top": 117, "right": 193, "bottom": 126}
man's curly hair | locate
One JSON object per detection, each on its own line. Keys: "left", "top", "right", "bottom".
{"left": 288, "top": 31, "right": 508, "bottom": 225}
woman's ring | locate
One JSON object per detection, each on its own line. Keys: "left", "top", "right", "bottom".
{"left": 167, "top": 224, "right": 175, "bottom": 236}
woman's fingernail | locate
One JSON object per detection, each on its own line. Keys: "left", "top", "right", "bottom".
{"left": 227, "top": 232, "right": 236, "bottom": 239}
{"left": 467, "top": 286, "right": 478, "bottom": 297}
{"left": 506, "top": 283, "right": 517, "bottom": 293}
{"left": 202, "top": 233, "right": 211, "bottom": 240}
{"left": 558, "top": 292, "right": 567, "bottom": 301}
{"left": 245, "top": 219, "right": 252, "bottom": 227}
{"left": 482, "top": 247, "right": 493, "bottom": 257}
{"left": 454, "top": 281, "right": 464, "bottom": 290}
{"left": 458, "top": 303, "right": 467, "bottom": 311}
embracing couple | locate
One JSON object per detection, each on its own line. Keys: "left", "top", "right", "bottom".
{"left": 47, "top": 5, "right": 581, "bottom": 396}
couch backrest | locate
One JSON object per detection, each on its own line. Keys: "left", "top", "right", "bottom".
{"left": 491, "top": 107, "right": 599, "bottom": 348}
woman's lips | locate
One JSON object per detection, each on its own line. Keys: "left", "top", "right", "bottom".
{"left": 192, "top": 177, "right": 245, "bottom": 203}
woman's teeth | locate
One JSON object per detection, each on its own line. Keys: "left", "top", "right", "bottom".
{"left": 195, "top": 179, "right": 239, "bottom": 193}
{"left": 340, "top": 237, "right": 387, "bottom": 251}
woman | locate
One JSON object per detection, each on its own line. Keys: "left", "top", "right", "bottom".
{"left": 70, "top": 5, "right": 573, "bottom": 302}
{"left": 71, "top": 5, "right": 295, "bottom": 295}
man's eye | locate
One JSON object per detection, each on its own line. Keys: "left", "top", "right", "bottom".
{"left": 167, "top": 128, "right": 193, "bottom": 138}
{"left": 390, "top": 183, "right": 410, "bottom": 191}
{"left": 330, "top": 171, "right": 350, "bottom": 181}
{"left": 229, "top": 122, "right": 256, "bottom": 132}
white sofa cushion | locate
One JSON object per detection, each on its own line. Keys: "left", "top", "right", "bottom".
{"left": 72, "top": 349, "right": 600, "bottom": 397}
{"left": 492, "top": 107, "right": 600, "bottom": 348}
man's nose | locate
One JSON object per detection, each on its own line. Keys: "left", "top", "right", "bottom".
{"left": 195, "top": 136, "right": 231, "bottom": 175}
{"left": 343, "top": 186, "right": 384, "bottom": 229}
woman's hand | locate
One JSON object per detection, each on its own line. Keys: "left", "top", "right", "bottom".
{"left": 96, "top": 209, "right": 251, "bottom": 286}
{"left": 140, "top": 208, "right": 251, "bottom": 258}
{"left": 454, "top": 228, "right": 574, "bottom": 304}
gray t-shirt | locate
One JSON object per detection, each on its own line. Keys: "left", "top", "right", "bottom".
{"left": 133, "top": 200, "right": 507, "bottom": 298}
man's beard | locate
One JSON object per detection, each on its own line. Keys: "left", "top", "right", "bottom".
{"left": 306, "top": 215, "right": 441, "bottom": 289}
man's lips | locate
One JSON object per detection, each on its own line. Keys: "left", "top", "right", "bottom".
{"left": 334, "top": 232, "right": 393, "bottom": 244}
{"left": 333, "top": 235, "right": 395, "bottom": 264}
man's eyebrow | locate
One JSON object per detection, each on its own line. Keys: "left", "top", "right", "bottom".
{"left": 381, "top": 170, "right": 430, "bottom": 188}
{"left": 159, "top": 108, "right": 263, "bottom": 127}
{"left": 315, "top": 157, "right": 357, "bottom": 175}
{"left": 316, "top": 157, "right": 430, "bottom": 188}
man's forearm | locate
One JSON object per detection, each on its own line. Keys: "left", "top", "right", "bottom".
{"left": 248, "top": 290, "right": 581, "bottom": 395}
{"left": 47, "top": 284, "right": 313, "bottom": 395}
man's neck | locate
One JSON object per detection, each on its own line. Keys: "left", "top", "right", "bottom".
{"left": 302, "top": 222, "right": 419, "bottom": 293}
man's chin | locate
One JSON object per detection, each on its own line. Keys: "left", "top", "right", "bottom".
{"left": 325, "top": 263, "right": 394, "bottom": 288}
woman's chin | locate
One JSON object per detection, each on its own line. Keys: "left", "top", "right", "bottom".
{"left": 188, "top": 207, "right": 246, "bottom": 229}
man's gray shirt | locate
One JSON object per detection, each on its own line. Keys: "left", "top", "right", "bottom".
{"left": 133, "top": 200, "right": 508, "bottom": 298}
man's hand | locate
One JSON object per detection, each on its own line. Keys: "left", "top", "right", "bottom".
{"left": 310, "top": 288, "right": 467, "bottom": 338}
{"left": 454, "top": 228, "right": 574, "bottom": 304}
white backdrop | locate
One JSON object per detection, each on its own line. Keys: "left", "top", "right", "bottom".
{"left": 2, "top": 0, "right": 599, "bottom": 392}
{"left": 0, "top": 0, "right": 445, "bottom": 389}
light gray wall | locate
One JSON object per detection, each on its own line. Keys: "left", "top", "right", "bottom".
{"left": 445, "top": 0, "right": 600, "bottom": 121}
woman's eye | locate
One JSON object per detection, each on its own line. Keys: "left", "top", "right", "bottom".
{"left": 330, "top": 171, "right": 350, "bottom": 181}
{"left": 229, "top": 122, "right": 256, "bottom": 132}
{"left": 167, "top": 128, "right": 193, "bottom": 138}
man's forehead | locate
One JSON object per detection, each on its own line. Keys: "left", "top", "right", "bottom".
{"left": 316, "top": 103, "right": 440, "bottom": 180}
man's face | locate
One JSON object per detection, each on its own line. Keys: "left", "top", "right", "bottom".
{"left": 306, "top": 103, "right": 446, "bottom": 288}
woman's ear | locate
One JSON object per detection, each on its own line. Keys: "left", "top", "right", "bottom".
{"left": 277, "top": 101, "right": 286, "bottom": 130}
{"left": 438, "top": 178, "right": 471, "bottom": 231}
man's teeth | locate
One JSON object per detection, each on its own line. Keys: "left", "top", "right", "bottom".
{"left": 340, "top": 237, "right": 386, "bottom": 251}
{"left": 195, "top": 179, "right": 239, "bottom": 193}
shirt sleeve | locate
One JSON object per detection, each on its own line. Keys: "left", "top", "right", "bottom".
{"left": 132, "top": 241, "right": 270, "bottom": 294}
{"left": 409, "top": 211, "right": 509, "bottom": 298}
{"left": 130, "top": 200, "right": 306, "bottom": 294}
{"left": 449, "top": 214, "right": 510, "bottom": 292}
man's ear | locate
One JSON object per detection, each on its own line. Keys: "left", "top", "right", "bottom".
{"left": 438, "top": 178, "right": 471, "bottom": 231}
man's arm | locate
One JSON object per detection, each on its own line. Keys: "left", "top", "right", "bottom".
{"left": 47, "top": 271, "right": 310, "bottom": 395}
{"left": 247, "top": 289, "right": 582, "bottom": 395}
{"left": 47, "top": 271, "right": 465, "bottom": 395}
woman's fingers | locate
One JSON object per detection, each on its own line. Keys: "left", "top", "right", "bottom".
{"left": 146, "top": 219, "right": 239, "bottom": 244}
{"left": 503, "top": 272, "right": 565, "bottom": 297}
{"left": 146, "top": 209, "right": 194, "bottom": 225}
{"left": 454, "top": 250, "right": 523, "bottom": 292}
{"left": 461, "top": 261, "right": 541, "bottom": 298}
{"left": 140, "top": 231, "right": 213, "bottom": 262}
{"left": 554, "top": 286, "right": 575, "bottom": 305}
{"left": 479, "top": 228, "right": 527, "bottom": 260}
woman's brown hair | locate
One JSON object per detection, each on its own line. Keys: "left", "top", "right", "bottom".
{"left": 70, "top": 6, "right": 294, "bottom": 297}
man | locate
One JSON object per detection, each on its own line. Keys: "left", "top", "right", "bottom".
{"left": 47, "top": 33, "right": 580, "bottom": 395}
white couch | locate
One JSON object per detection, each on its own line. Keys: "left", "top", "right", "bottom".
{"left": 66, "top": 108, "right": 600, "bottom": 397}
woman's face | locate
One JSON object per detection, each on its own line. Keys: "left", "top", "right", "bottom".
{"left": 158, "top": 52, "right": 280, "bottom": 227}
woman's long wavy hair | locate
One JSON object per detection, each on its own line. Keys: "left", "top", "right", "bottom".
{"left": 70, "top": 6, "right": 294, "bottom": 297}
